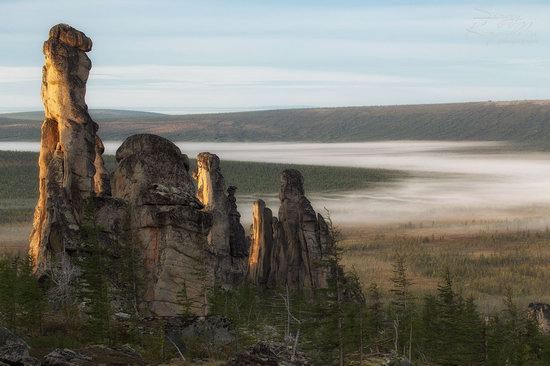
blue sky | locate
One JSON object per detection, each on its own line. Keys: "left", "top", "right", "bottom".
{"left": 0, "top": 0, "right": 549, "bottom": 113}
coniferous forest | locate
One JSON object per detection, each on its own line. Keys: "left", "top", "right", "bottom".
{"left": 1, "top": 217, "right": 550, "bottom": 365}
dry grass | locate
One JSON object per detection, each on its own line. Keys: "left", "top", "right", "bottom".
{"left": 0, "top": 222, "right": 31, "bottom": 255}
{"left": 340, "top": 223, "right": 550, "bottom": 312}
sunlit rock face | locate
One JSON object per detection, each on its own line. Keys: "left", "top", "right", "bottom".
{"left": 529, "top": 303, "right": 550, "bottom": 334}
{"left": 247, "top": 200, "right": 274, "bottom": 286}
{"left": 112, "top": 134, "right": 213, "bottom": 316}
{"left": 29, "top": 24, "right": 110, "bottom": 273}
{"left": 248, "top": 169, "right": 329, "bottom": 290}
{"left": 194, "top": 152, "right": 248, "bottom": 287}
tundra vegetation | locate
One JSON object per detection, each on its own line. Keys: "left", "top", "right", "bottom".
{"left": 4, "top": 101, "right": 550, "bottom": 148}
{"left": 1, "top": 219, "right": 550, "bottom": 365}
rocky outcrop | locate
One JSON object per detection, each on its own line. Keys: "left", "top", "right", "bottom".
{"left": 529, "top": 302, "right": 550, "bottom": 334}
{"left": 277, "top": 169, "right": 329, "bottom": 290}
{"left": 248, "top": 170, "right": 330, "bottom": 290}
{"left": 42, "top": 349, "right": 93, "bottom": 366}
{"left": 43, "top": 346, "right": 145, "bottom": 366}
{"left": 224, "top": 342, "right": 310, "bottom": 365}
{"left": 28, "top": 24, "right": 332, "bottom": 319}
{"left": 29, "top": 24, "right": 110, "bottom": 273}
{"left": 193, "top": 152, "right": 248, "bottom": 287}
{"left": 112, "top": 134, "right": 213, "bottom": 316}
{"left": 247, "top": 200, "right": 275, "bottom": 287}
{"left": 0, "top": 327, "right": 40, "bottom": 366}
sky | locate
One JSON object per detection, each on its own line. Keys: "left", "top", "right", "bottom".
{"left": 0, "top": 0, "right": 549, "bottom": 114}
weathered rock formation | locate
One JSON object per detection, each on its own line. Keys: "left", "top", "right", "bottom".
{"left": 0, "top": 327, "right": 40, "bottom": 366}
{"left": 247, "top": 200, "right": 274, "bottom": 287}
{"left": 29, "top": 24, "right": 110, "bottom": 274}
{"left": 529, "top": 302, "right": 550, "bottom": 334}
{"left": 43, "top": 346, "right": 145, "bottom": 366}
{"left": 112, "top": 134, "right": 213, "bottom": 316}
{"left": 29, "top": 24, "right": 334, "bottom": 319}
{"left": 248, "top": 169, "right": 330, "bottom": 290}
{"left": 193, "top": 153, "right": 248, "bottom": 287}
{"left": 28, "top": 25, "right": 218, "bottom": 317}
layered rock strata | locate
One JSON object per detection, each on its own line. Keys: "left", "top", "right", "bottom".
{"left": 247, "top": 169, "right": 330, "bottom": 290}
{"left": 29, "top": 24, "right": 110, "bottom": 273}
{"left": 193, "top": 153, "right": 248, "bottom": 287}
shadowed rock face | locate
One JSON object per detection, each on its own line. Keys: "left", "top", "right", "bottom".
{"left": 248, "top": 169, "right": 329, "bottom": 290}
{"left": 194, "top": 152, "right": 248, "bottom": 287}
{"left": 29, "top": 24, "right": 110, "bottom": 273}
{"left": 112, "top": 135, "right": 213, "bottom": 316}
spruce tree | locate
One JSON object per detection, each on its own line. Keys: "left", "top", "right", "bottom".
{"left": 77, "top": 198, "right": 113, "bottom": 342}
{"left": 0, "top": 256, "right": 17, "bottom": 328}
{"left": 366, "top": 282, "right": 385, "bottom": 352}
{"left": 389, "top": 253, "right": 414, "bottom": 357}
{"left": 15, "top": 255, "right": 45, "bottom": 335}
{"left": 117, "top": 210, "right": 144, "bottom": 317}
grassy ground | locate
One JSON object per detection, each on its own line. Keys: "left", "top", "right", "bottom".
{"left": 340, "top": 223, "right": 550, "bottom": 313}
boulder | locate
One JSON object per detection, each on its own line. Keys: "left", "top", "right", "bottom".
{"left": 193, "top": 152, "right": 248, "bottom": 287}
{"left": 0, "top": 328, "right": 39, "bottom": 366}
{"left": 43, "top": 346, "right": 145, "bottom": 366}
{"left": 0, "top": 343, "right": 40, "bottom": 366}
{"left": 42, "top": 349, "right": 93, "bottom": 366}
{"left": 29, "top": 24, "right": 110, "bottom": 274}
{"left": 165, "top": 315, "right": 235, "bottom": 351}
{"left": 112, "top": 135, "right": 213, "bottom": 316}
{"left": 0, "top": 328, "right": 25, "bottom": 348}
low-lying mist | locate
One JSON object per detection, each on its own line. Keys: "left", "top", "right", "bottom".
{"left": 3, "top": 140, "right": 550, "bottom": 230}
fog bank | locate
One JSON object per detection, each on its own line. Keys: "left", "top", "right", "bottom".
{"left": 2, "top": 140, "right": 550, "bottom": 228}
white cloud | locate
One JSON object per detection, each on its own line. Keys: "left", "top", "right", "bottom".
{"left": 0, "top": 67, "right": 41, "bottom": 83}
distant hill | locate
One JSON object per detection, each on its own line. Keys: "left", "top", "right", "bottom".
{"left": 2, "top": 101, "right": 550, "bottom": 147}
{"left": 1, "top": 109, "right": 166, "bottom": 121}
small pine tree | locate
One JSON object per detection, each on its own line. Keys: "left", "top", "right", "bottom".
{"left": 117, "top": 209, "right": 144, "bottom": 317}
{"left": 366, "top": 282, "right": 386, "bottom": 352}
{"left": 15, "top": 255, "right": 45, "bottom": 335}
{"left": 0, "top": 256, "right": 17, "bottom": 328}
{"left": 77, "top": 198, "right": 113, "bottom": 342}
{"left": 389, "top": 253, "right": 414, "bottom": 357}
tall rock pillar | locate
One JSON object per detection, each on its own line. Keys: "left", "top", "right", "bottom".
{"left": 194, "top": 152, "right": 248, "bottom": 287}
{"left": 247, "top": 169, "right": 330, "bottom": 290}
{"left": 29, "top": 24, "right": 110, "bottom": 273}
